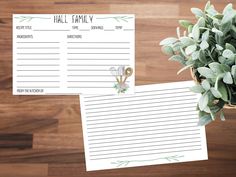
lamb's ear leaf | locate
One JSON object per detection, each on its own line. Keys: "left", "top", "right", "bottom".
{"left": 198, "top": 114, "right": 212, "bottom": 126}
{"left": 198, "top": 92, "right": 209, "bottom": 111}
{"left": 197, "top": 67, "right": 215, "bottom": 78}
{"left": 179, "top": 20, "right": 193, "bottom": 28}
{"left": 218, "top": 81, "right": 228, "bottom": 101}
{"left": 159, "top": 37, "right": 178, "bottom": 45}
{"left": 190, "top": 85, "right": 205, "bottom": 93}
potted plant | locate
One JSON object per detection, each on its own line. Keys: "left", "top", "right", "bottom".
{"left": 160, "top": 1, "right": 236, "bottom": 125}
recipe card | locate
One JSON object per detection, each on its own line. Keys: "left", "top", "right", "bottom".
{"left": 13, "top": 14, "right": 135, "bottom": 95}
{"left": 80, "top": 81, "right": 208, "bottom": 171}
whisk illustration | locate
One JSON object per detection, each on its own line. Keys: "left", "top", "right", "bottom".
{"left": 109, "top": 66, "right": 133, "bottom": 93}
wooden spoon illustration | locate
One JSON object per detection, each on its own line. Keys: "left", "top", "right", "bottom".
{"left": 123, "top": 67, "right": 133, "bottom": 83}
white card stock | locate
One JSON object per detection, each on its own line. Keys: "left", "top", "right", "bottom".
{"left": 13, "top": 14, "right": 135, "bottom": 95}
{"left": 80, "top": 81, "right": 208, "bottom": 171}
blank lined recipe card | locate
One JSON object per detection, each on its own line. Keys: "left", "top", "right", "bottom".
{"left": 80, "top": 81, "right": 208, "bottom": 171}
{"left": 13, "top": 14, "right": 135, "bottom": 95}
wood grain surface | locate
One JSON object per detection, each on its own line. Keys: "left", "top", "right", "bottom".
{"left": 0, "top": 0, "right": 236, "bottom": 176}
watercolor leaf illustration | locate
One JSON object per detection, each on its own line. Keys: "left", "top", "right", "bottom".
{"left": 111, "top": 155, "right": 184, "bottom": 167}
{"left": 15, "top": 16, "right": 50, "bottom": 22}
{"left": 96, "top": 16, "right": 133, "bottom": 22}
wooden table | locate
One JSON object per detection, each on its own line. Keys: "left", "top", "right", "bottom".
{"left": 0, "top": 0, "right": 235, "bottom": 176}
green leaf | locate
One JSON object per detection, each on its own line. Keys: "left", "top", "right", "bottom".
{"left": 221, "top": 64, "right": 231, "bottom": 72}
{"left": 222, "top": 49, "right": 234, "bottom": 59}
{"left": 192, "top": 24, "right": 200, "bottom": 40}
{"left": 168, "top": 55, "right": 185, "bottom": 65}
{"left": 204, "top": 1, "right": 211, "bottom": 12}
{"left": 231, "top": 65, "right": 236, "bottom": 76}
{"left": 231, "top": 65, "right": 236, "bottom": 84}
{"left": 225, "top": 43, "right": 236, "bottom": 53}
{"left": 210, "top": 87, "right": 222, "bottom": 98}
{"left": 196, "top": 17, "right": 205, "bottom": 27}
{"left": 221, "top": 6, "right": 236, "bottom": 24}
{"left": 223, "top": 3, "right": 233, "bottom": 15}
{"left": 220, "top": 110, "right": 226, "bottom": 121}
{"left": 177, "top": 64, "right": 193, "bottom": 75}
{"left": 208, "top": 62, "right": 223, "bottom": 74}
{"left": 191, "top": 51, "right": 199, "bottom": 60}
{"left": 179, "top": 20, "right": 193, "bottom": 28}
{"left": 188, "top": 25, "right": 193, "bottom": 33}
{"left": 212, "top": 28, "right": 223, "bottom": 36}
{"left": 199, "top": 92, "right": 209, "bottom": 111}
{"left": 202, "top": 80, "right": 210, "bottom": 91}
{"left": 179, "top": 37, "right": 195, "bottom": 46}
{"left": 185, "top": 44, "right": 197, "bottom": 55}
{"left": 200, "top": 40, "right": 209, "bottom": 50}
{"left": 218, "top": 81, "right": 228, "bottom": 101}
{"left": 216, "top": 44, "right": 223, "bottom": 51}
{"left": 197, "top": 67, "right": 215, "bottom": 78}
{"left": 201, "top": 30, "right": 209, "bottom": 41}
{"left": 206, "top": 5, "right": 218, "bottom": 16}
{"left": 161, "top": 45, "right": 174, "bottom": 55}
{"left": 219, "top": 56, "right": 226, "bottom": 64}
{"left": 221, "top": 21, "right": 231, "bottom": 34}
{"left": 191, "top": 8, "right": 204, "bottom": 17}
{"left": 203, "top": 106, "right": 211, "bottom": 113}
{"left": 223, "top": 72, "right": 233, "bottom": 84}
{"left": 160, "top": 37, "right": 178, "bottom": 45}
{"left": 199, "top": 50, "right": 207, "bottom": 63}
{"left": 198, "top": 114, "right": 212, "bottom": 126}
{"left": 190, "top": 85, "right": 204, "bottom": 93}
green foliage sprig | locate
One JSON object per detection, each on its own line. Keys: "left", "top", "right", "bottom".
{"left": 160, "top": 1, "right": 236, "bottom": 125}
